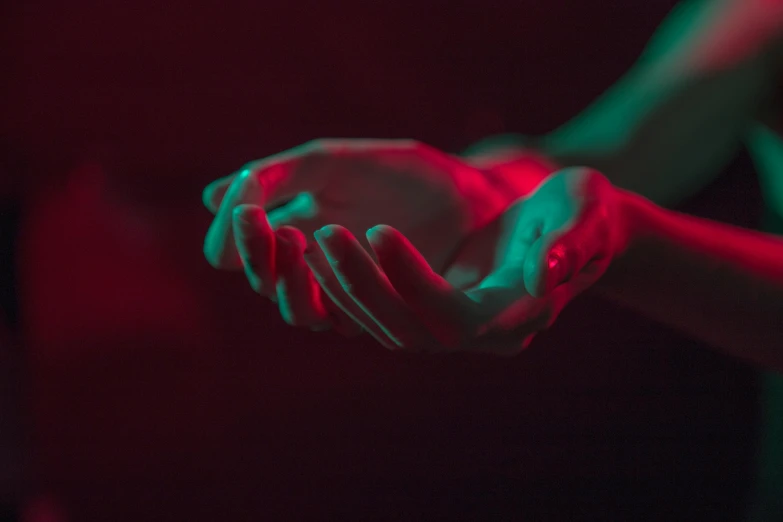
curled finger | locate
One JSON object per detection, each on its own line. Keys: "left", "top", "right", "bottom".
{"left": 275, "top": 226, "right": 330, "bottom": 329}
{"left": 523, "top": 201, "right": 612, "bottom": 299}
{"left": 232, "top": 204, "right": 277, "bottom": 299}
{"left": 314, "top": 225, "right": 438, "bottom": 351}
{"left": 366, "top": 225, "right": 478, "bottom": 350}
{"left": 303, "top": 239, "right": 400, "bottom": 350}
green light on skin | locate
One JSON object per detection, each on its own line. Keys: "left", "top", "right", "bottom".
{"left": 268, "top": 192, "right": 319, "bottom": 228}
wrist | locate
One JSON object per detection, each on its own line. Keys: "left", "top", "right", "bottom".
{"left": 613, "top": 188, "right": 642, "bottom": 256}
{"left": 613, "top": 187, "right": 662, "bottom": 255}
{"left": 593, "top": 186, "right": 659, "bottom": 297}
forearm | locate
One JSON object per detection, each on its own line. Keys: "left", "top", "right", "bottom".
{"left": 595, "top": 189, "right": 783, "bottom": 371}
{"left": 466, "top": 0, "right": 780, "bottom": 207}
{"left": 536, "top": 12, "right": 773, "bottom": 207}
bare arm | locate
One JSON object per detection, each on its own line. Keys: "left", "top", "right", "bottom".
{"left": 597, "top": 188, "right": 783, "bottom": 371}
{"left": 461, "top": 0, "right": 783, "bottom": 361}
{"left": 468, "top": 0, "right": 783, "bottom": 206}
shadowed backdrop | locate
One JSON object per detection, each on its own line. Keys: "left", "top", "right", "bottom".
{"left": 0, "top": 1, "right": 763, "bottom": 520}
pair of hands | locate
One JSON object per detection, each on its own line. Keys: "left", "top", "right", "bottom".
{"left": 203, "top": 139, "right": 628, "bottom": 355}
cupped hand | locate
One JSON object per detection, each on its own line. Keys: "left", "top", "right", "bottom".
{"left": 513, "top": 166, "right": 630, "bottom": 299}
{"left": 203, "top": 139, "right": 516, "bottom": 333}
{"left": 301, "top": 166, "right": 631, "bottom": 355}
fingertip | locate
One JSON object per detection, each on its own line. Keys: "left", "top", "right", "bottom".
{"left": 202, "top": 185, "right": 217, "bottom": 212}
{"left": 373, "top": 227, "right": 429, "bottom": 273}
{"left": 276, "top": 225, "right": 306, "bottom": 248}
{"left": 365, "top": 224, "right": 396, "bottom": 246}
{"left": 314, "top": 225, "right": 355, "bottom": 256}
{"left": 203, "top": 235, "right": 221, "bottom": 269}
{"left": 204, "top": 218, "right": 232, "bottom": 269}
{"left": 314, "top": 224, "right": 344, "bottom": 240}
{"left": 232, "top": 204, "right": 262, "bottom": 225}
{"left": 275, "top": 229, "right": 306, "bottom": 268}
{"left": 203, "top": 178, "right": 231, "bottom": 213}
{"left": 203, "top": 235, "right": 241, "bottom": 269}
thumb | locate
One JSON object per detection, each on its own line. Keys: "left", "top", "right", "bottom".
{"left": 523, "top": 234, "right": 571, "bottom": 298}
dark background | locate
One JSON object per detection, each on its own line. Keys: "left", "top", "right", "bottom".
{"left": 0, "top": 1, "right": 766, "bottom": 520}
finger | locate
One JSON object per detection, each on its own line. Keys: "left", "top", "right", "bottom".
{"left": 205, "top": 169, "right": 264, "bottom": 269}
{"left": 366, "top": 225, "right": 550, "bottom": 356}
{"left": 274, "top": 226, "right": 330, "bottom": 329}
{"left": 203, "top": 175, "right": 235, "bottom": 214}
{"left": 475, "top": 246, "right": 610, "bottom": 355}
{"left": 232, "top": 204, "right": 277, "bottom": 299}
{"left": 322, "top": 296, "right": 364, "bottom": 338}
{"left": 477, "top": 219, "right": 543, "bottom": 294}
{"left": 204, "top": 143, "right": 326, "bottom": 270}
{"left": 523, "top": 202, "right": 611, "bottom": 298}
{"left": 303, "top": 240, "right": 399, "bottom": 350}
{"left": 523, "top": 238, "right": 569, "bottom": 299}
{"left": 314, "top": 225, "right": 438, "bottom": 351}
{"left": 266, "top": 192, "right": 319, "bottom": 229}
{"left": 366, "top": 225, "right": 478, "bottom": 348}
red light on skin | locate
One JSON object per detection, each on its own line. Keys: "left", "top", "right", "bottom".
{"left": 474, "top": 148, "right": 560, "bottom": 199}
{"left": 444, "top": 149, "right": 560, "bottom": 290}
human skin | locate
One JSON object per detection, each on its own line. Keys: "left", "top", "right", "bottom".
{"left": 205, "top": 0, "right": 783, "bottom": 363}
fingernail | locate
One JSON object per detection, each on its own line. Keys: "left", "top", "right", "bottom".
{"left": 314, "top": 226, "right": 334, "bottom": 241}
{"left": 365, "top": 225, "right": 389, "bottom": 246}
{"left": 314, "top": 226, "right": 342, "bottom": 257}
